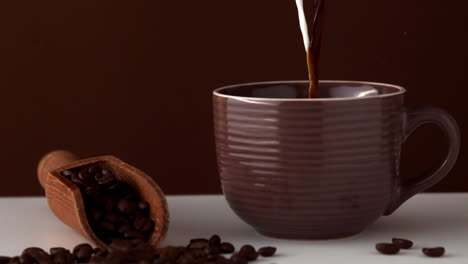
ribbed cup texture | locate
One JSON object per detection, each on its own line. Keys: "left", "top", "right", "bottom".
{"left": 213, "top": 82, "right": 404, "bottom": 239}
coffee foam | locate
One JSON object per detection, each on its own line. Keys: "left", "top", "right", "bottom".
{"left": 294, "top": 0, "right": 310, "bottom": 52}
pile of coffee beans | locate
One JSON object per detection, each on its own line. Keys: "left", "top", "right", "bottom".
{"left": 0, "top": 235, "right": 276, "bottom": 264}
{"left": 375, "top": 238, "right": 445, "bottom": 257}
{"left": 61, "top": 162, "right": 155, "bottom": 245}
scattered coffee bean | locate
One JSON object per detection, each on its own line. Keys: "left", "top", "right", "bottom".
{"left": 188, "top": 238, "right": 209, "bottom": 249}
{"left": 49, "top": 247, "right": 68, "bottom": 255}
{"left": 209, "top": 234, "right": 221, "bottom": 246}
{"left": 52, "top": 251, "right": 74, "bottom": 264}
{"left": 376, "top": 243, "right": 400, "bottom": 255}
{"left": 60, "top": 162, "right": 155, "bottom": 245}
{"left": 230, "top": 253, "right": 248, "bottom": 264}
{"left": 258, "top": 247, "right": 276, "bottom": 257}
{"left": 21, "top": 247, "right": 50, "bottom": 262}
{"left": 73, "top": 244, "right": 95, "bottom": 263}
{"left": 0, "top": 257, "right": 10, "bottom": 264}
{"left": 220, "top": 242, "right": 235, "bottom": 254}
{"left": 9, "top": 257, "right": 20, "bottom": 264}
{"left": 239, "top": 245, "right": 259, "bottom": 261}
{"left": 392, "top": 238, "right": 413, "bottom": 249}
{"left": 423, "top": 247, "right": 445, "bottom": 257}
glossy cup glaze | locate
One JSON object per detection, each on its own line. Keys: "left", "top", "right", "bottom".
{"left": 212, "top": 81, "right": 460, "bottom": 239}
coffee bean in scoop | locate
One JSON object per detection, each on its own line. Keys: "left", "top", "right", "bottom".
{"left": 392, "top": 238, "right": 413, "bottom": 249}
{"left": 60, "top": 162, "right": 155, "bottom": 245}
{"left": 423, "top": 247, "right": 445, "bottom": 257}
{"left": 375, "top": 243, "right": 400, "bottom": 255}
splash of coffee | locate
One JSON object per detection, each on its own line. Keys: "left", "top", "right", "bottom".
{"left": 294, "top": 0, "right": 325, "bottom": 98}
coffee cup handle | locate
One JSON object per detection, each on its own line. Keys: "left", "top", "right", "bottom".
{"left": 384, "top": 107, "right": 460, "bottom": 215}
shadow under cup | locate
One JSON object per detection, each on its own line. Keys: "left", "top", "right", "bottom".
{"left": 212, "top": 81, "right": 460, "bottom": 239}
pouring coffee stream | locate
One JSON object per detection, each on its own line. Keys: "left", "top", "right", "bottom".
{"left": 294, "top": 0, "right": 325, "bottom": 98}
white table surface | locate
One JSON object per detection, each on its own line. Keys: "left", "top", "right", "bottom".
{"left": 0, "top": 194, "right": 466, "bottom": 263}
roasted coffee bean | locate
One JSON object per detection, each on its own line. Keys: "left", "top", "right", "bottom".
{"left": 158, "top": 246, "right": 184, "bottom": 260}
{"left": 220, "top": 242, "right": 235, "bottom": 254}
{"left": 129, "top": 238, "right": 146, "bottom": 247}
{"left": 239, "top": 245, "right": 258, "bottom": 260}
{"left": 89, "top": 254, "right": 107, "bottom": 264}
{"left": 213, "top": 256, "right": 232, "bottom": 264}
{"left": 101, "top": 169, "right": 114, "bottom": 176}
{"left": 78, "top": 169, "right": 92, "bottom": 181}
{"left": 51, "top": 251, "right": 74, "bottom": 264}
{"left": 61, "top": 170, "right": 73, "bottom": 178}
{"left": 88, "top": 165, "right": 101, "bottom": 174}
{"left": 103, "top": 196, "right": 118, "bottom": 211}
{"left": 204, "top": 254, "right": 230, "bottom": 264}
{"left": 186, "top": 248, "right": 205, "bottom": 258}
{"left": 230, "top": 253, "right": 248, "bottom": 264}
{"left": 89, "top": 209, "right": 104, "bottom": 222}
{"left": 0, "top": 257, "right": 9, "bottom": 264}
{"left": 49, "top": 247, "right": 68, "bottom": 255}
{"left": 19, "top": 253, "right": 35, "bottom": 264}
{"left": 22, "top": 247, "right": 50, "bottom": 259}
{"left": 423, "top": 247, "right": 445, "bottom": 257}
{"left": 103, "top": 212, "right": 119, "bottom": 223}
{"left": 258, "top": 246, "right": 276, "bottom": 257}
{"left": 71, "top": 173, "right": 86, "bottom": 186}
{"left": 376, "top": 243, "right": 400, "bottom": 255}
{"left": 134, "top": 215, "right": 150, "bottom": 231}
{"left": 392, "top": 238, "right": 413, "bottom": 249}
{"left": 118, "top": 198, "right": 138, "bottom": 214}
{"left": 99, "top": 221, "right": 116, "bottom": 232}
{"left": 95, "top": 173, "right": 116, "bottom": 185}
{"left": 124, "top": 230, "right": 145, "bottom": 239}
{"left": 9, "top": 257, "right": 20, "bottom": 264}
{"left": 94, "top": 248, "right": 108, "bottom": 258}
{"left": 74, "top": 243, "right": 95, "bottom": 263}
{"left": 141, "top": 219, "right": 155, "bottom": 233}
{"left": 83, "top": 185, "right": 100, "bottom": 196}
{"left": 118, "top": 224, "right": 133, "bottom": 234}
{"left": 209, "top": 234, "right": 221, "bottom": 247}
{"left": 108, "top": 182, "right": 133, "bottom": 195}
{"left": 207, "top": 245, "right": 220, "bottom": 255}
{"left": 188, "top": 238, "right": 209, "bottom": 249}
{"left": 109, "top": 239, "right": 136, "bottom": 252}
{"left": 138, "top": 201, "right": 149, "bottom": 211}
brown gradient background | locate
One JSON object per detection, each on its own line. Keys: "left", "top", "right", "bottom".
{"left": 0, "top": 1, "right": 466, "bottom": 196}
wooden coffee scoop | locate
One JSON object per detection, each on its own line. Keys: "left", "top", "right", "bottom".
{"left": 37, "top": 150, "right": 169, "bottom": 249}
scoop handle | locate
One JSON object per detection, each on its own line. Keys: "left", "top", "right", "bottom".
{"left": 37, "top": 150, "right": 80, "bottom": 188}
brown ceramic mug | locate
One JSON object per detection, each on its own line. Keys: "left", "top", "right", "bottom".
{"left": 212, "top": 80, "right": 460, "bottom": 239}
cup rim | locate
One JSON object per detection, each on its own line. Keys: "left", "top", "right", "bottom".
{"left": 213, "top": 80, "right": 406, "bottom": 102}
